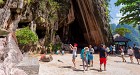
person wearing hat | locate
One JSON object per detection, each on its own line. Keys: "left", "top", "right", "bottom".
{"left": 70, "top": 43, "right": 78, "bottom": 69}
{"left": 80, "top": 47, "right": 90, "bottom": 72}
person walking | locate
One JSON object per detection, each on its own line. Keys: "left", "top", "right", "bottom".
{"left": 133, "top": 44, "right": 140, "bottom": 64}
{"left": 89, "top": 45, "right": 94, "bottom": 67}
{"left": 120, "top": 46, "right": 126, "bottom": 62}
{"left": 70, "top": 43, "right": 78, "bottom": 69}
{"left": 109, "top": 45, "right": 113, "bottom": 55}
{"left": 81, "top": 47, "right": 90, "bottom": 72}
{"left": 112, "top": 45, "right": 116, "bottom": 55}
{"left": 127, "top": 46, "right": 134, "bottom": 63}
{"left": 99, "top": 44, "right": 108, "bottom": 71}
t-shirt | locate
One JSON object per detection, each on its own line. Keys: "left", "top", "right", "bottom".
{"left": 99, "top": 47, "right": 107, "bottom": 58}
{"left": 89, "top": 48, "right": 94, "bottom": 54}
{"left": 127, "top": 49, "right": 133, "bottom": 55}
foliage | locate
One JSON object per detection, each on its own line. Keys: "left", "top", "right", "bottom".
{"left": 16, "top": 27, "right": 38, "bottom": 45}
{"left": 47, "top": 0, "right": 60, "bottom": 22}
{"left": 52, "top": 43, "right": 62, "bottom": 52}
{"left": 39, "top": 0, "right": 46, "bottom": 11}
{"left": 115, "top": 27, "right": 131, "bottom": 36}
{"left": 0, "top": 0, "right": 4, "bottom": 5}
{"left": 115, "top": 0, "right": 140, "bottom": 27}
{"left": 104, "top": 0, "right": 111, "bottom": 21}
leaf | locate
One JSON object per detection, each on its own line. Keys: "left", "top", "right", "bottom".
{"left": 115, "top": 0, "right": 140, "bottom": 27}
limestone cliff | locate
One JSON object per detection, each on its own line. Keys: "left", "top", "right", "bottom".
{"left": 0, "top": 0, "right": 112, "bottom": 47}
{"left": 59, "top": 0, "right": 112, "bottom": 46}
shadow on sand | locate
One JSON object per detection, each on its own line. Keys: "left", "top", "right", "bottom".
{"left": 59, "top": 66, "right": 84, "bottom": 71}
{"left": 73, "top": 69, "right": 84, "bottom": 71}
{"left": 126, "top": 62, "right": 140, "bottom": 65}
{"left": 114, "top": 61, "right": 122, "bottom": 63}
{"left": 90, "top": 68, "right": 103, "bottom": 72}
{"left": 114, "top": 61, "right": 140, "bottom": 65}
{"left": 80, "top": 65, "right": 90, "bottom": 67}
{"left": 59, "top": 66, "right": 72, "bottom": 68}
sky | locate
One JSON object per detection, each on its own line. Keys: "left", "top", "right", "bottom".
{"left": 109, "top": 0, "right": 122, "bottom": 25}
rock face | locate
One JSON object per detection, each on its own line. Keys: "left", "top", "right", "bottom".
{"left": 0, "top": 33, "right": 27, "bottom": 75}
{"left": 17, "top": 56, "right": 39, "bottom": 75}
{"left": 60, "top": 0, "right": 112, "bottom": 46}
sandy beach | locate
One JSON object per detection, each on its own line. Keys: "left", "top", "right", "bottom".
{"left": 38, "top": 54, "right": 140, "bottom": 75}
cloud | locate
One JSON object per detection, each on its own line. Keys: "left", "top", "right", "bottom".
{"left": 111, "top": 18, "right": 120, "bottom": 25}
{"left": 109, "top": 0, "right": 124, "bottom": 25}
{"left": 116, "top": 13, "right": 122, "bottom": 18}
{"left": 111, "top": 12, "right": 122, "bottom": 24}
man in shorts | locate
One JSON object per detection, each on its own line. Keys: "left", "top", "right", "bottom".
{"left": 99, "top": 44, "right": 107, "bottom": 71}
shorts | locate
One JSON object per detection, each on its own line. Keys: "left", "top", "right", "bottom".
{"left": 121, "top": 53, "right": 124, "bottom": 55}
{"left": 88, "top": 55, "right": 93, "bottom": 60}
{"left": 72, "top": 55, "right": 76, "bottom": 59}
{"left": 100, "top": 58, "right": 106, "bottom": 65}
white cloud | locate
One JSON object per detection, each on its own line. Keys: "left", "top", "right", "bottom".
{"left": 116, "top": 13, "right": 122, "bottom": 18}
{"left": 111, "top": 12, "right": 122, "bottom": 24}
{"left": 111, "top": 18, "right": 120, "bottom": 25}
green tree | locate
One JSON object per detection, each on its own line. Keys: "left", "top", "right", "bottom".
{"left": 115, "top": 27, "right": 131, "bottom": 36}
{"left": 115, "top": 0, "right": 140, "bottom": 27}
{"left": 0, "top": 0, "right": 3, "bottom": 3}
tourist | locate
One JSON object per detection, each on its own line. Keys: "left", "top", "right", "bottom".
{"left": 99, "top": 44, "right": 108, "bottom": 71}
{"left": 106, "top": 47, "right": 110, "bottom": 55}
{"left": 62, "top": 50, "right": 64, "bottom": 55}
{"left": 112, "top": 45, "right": 116, "bottom": 55}
{"left": 89, "top": 45, "right": 94, "bottom": 67}
{"left": 56, "top": 50, "right": 60, "bottom": 55}
{"left": 94, "top": 45, "right": 98, "bottom": 53}
{"left": 109, "top": 45, "right": 113, "bottom": 55}
{"left": 119, "top": 46, "right": 126, "bottom": 62}
{"left": 70, "top": 43, "right": 78, "bottom": 69}
{"left": 133, "top": 44, "right": 140, "bottom": 64}
{"left": 127, "top": 46, "right": 134, "bottom": 63}
{"left": 81, "top": 47, "right": 90, "bottom": 72}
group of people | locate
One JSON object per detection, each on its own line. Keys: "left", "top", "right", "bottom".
{"left": 119, "top": 44, "right": 140, "bottom": 64}
{"left": 70, "top": 43, "right": 107, "bottom": 72}
{"left": 69, "top": 43, "right": 140, "bottom": 72}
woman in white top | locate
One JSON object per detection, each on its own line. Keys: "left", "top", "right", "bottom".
{"left": 70, "top": 43, "right": 77, "bottom": 69}
{"left": 127, "top": 47, "right": 134, "bottom": 63}
{"left": 120, "top": 46, "right": 126, "bottom": 62}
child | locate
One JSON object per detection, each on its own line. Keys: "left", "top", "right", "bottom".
{"left": 89, "top": 52, "right": 94, "bottom": 67}
{"left": 89, "top": 45, "right": 94, "bottom": 67}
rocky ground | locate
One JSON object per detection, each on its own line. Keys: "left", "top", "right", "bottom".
{"left": 38, "top": 54, "right": 140, "bottom": 75}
